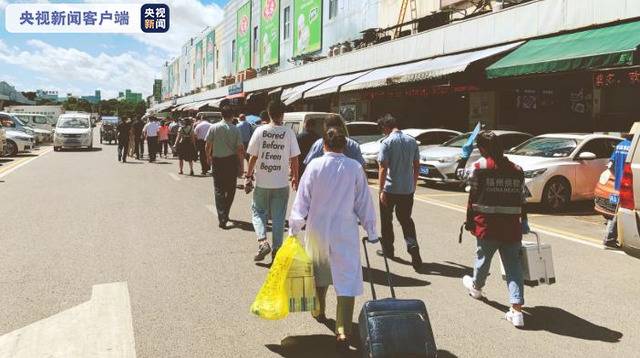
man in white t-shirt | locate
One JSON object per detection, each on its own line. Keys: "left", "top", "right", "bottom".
{"left": 143, "top": 117, "right": 160, "bottom": 162}
{"left": 245, "top": 100, "right": 300, "bottom": 262}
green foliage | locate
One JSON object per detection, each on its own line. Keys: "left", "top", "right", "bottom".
{"left": 62, "top": 97, "right": 147, "bottom": 120}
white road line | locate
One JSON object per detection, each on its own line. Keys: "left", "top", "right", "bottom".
{"left": 0, "top": 147, "right": 53, "bottom": 179}
{"left": 0, "top": 282, "right": 136, "bottom": 358}
{"left": 369, "top": 184, "right": 622, "bottom": 253}
{"left": 168, "top": 172, "right": 181, "bottom": 181}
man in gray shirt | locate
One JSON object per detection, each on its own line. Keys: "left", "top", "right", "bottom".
{"left": 205, "top": 99, "right": 244, "bottom": 229}
{"left": 376, "top": 114, "right": 422, "bottom": 271}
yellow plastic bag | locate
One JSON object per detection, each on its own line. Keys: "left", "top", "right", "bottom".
{"left": 286, "top": 240, "right": 317, "bottom": 313}
{"left": 250, "top": 236, "right": 299, "bottom": 320}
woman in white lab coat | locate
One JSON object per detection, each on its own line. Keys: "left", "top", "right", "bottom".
{"left": 289, "top": 126, "right": 378, "bottom": 351}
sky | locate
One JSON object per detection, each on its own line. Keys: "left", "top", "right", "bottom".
{"left": 0, "top": 0, "right": 228, "bottom": 99}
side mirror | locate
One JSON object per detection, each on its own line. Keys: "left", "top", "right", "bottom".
{"left": 416, "top": 140, "right": 422, "bottom": 146}
{"left": 577, "top": 151, "right": 597, "bottom": 160}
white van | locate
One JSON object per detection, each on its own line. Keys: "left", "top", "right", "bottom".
{"left": 53, "top": 113, "right": 95, "bottom": 151}
{"left": 282, "top": 112, "right": 347, "bottom": 138}
{"left": 196, "top": 111, "right": 223, "bottom": 123}
{"left": 613, "top": 122, "right": 640, "bottom": 257}
{"left": 10, "top": 113, "right": 53, "bottom": 142}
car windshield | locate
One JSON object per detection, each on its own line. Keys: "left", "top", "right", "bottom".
{"left": 10, "top": 115, "right": 27, "bottom": 127}
{"left": 58, "top": 117, "right": 90, "bottom": 128}
{"left": 510, "top": 137, "right": 578, "bottom": 157}
{"left": 442, "top": 133, "right": 472, "bottom": 148}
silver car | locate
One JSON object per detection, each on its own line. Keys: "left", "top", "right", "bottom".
{"left": 419, "top": 130, "right": 532, "bottom": 183}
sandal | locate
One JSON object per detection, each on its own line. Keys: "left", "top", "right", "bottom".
{"left": 335, "top": 335, "right": 349, "bottom": 352}
{"left": 179, "top": 171, "right": 183, "bottom": 175}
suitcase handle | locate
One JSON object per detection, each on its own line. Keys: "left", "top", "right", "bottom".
{"left": 362, "top": 237, "right": 396, "bottom": 300}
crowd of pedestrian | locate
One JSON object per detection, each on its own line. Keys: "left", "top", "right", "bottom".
{"left": 114, "top": 99, "right": 530, "bottom": 351}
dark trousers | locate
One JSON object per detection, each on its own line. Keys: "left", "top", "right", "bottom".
{"left": 147, "top": 136, "right": 158, "bottom": 162}
{"left": 169, "top": 134, "right": 177, "bottom": 155}
{"left": 134, "top": 135, "right": 144, "bottom": 158}
{"left": 117, "top": 141, "right": 129, "bottom": 162}
{"left": 212, "top": 155, "right": 238, "bottom": 223}
{"left": 196, "top": 139, "right": 210, "bottom": 173}
{"left": 380, "top": 192, "right": 418, "bottom": 254}
{"left": 160, "top": 140, "right": 169, "bottom": 157}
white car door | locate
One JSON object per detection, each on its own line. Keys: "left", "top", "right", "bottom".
{"left": 574, "top": 139, "right": 619, "bottom": 199}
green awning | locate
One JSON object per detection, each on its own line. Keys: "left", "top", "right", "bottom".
{"left": 487, "top": 21, "right": 640, "bottom": 79}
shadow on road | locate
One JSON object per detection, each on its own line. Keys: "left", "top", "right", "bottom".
{"left": 362, "top": 267, "right": 430, "bottom": 287}
{"left": 60, "top": 148, "right": 102, "bottom": 152}
{"left": 229, "top": 219, "right": 254, "bottom": 232}
{"left": 122, "top": 161, "right": 143, "bottom": 164}
{"left": 266, "top": 334, "right": 359, "bottom": 358}
{"left": 416, "top": 261, "right": 473, "bottom": 278}
{"left": 153, "top": 161, "right": 172, "bottom": 165}
{"left": 526, "top": 201, "right": 596, "bottom": 217}
{"left": 481, "top": 299, "right": 623, "bottom": 342}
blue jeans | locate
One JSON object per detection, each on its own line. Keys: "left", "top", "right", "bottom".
{"left": 473, "top": 239, "right": 524, "bottom": 305}
{"left": 251, "top": 186, "right": 290, "bottom": 251}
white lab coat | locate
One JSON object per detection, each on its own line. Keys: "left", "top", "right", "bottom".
{"left": 289, "top": 152, "right": 378, "bottom": 296}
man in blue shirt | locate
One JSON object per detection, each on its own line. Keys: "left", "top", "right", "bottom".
{"left": 236, "top": 113, "right": 255, "bottom": 152}
{"left": 303, "top": 117, "right": 365, "bottom": 167}
{"left": 376, "top": 114, "right": 422, "bottom": 270}
{"left": 604, "top": 135, "right": 633, "bottom": 248}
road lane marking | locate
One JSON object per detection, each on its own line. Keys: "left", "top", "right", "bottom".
{"left": 371, "top": 185, "right": 621, "bottom": 252}
{"left": 0, "top": 147, "right": 53, "bottom": 179}
{"left": 168, "top": 172, "right": 181, "bottom": 181}
{"left": 0, "top": 282, "right": 136, "bottom": 358}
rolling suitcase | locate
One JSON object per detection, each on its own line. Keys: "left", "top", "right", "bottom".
{"left": 358, "top": 238, "right": 437, "bottom": 358}
{"left": 500, "top": 231, "right": 556, "bottom": 286}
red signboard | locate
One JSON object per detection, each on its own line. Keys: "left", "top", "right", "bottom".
{"left": 594, "top": 68, "right": 640, "bottom": 88}
{"left": 364, "top": 84, "right": 479, "bottom": 100}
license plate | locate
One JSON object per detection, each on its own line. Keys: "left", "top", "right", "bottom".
{"left": 609, "top": 194, "right": 620, "bottom": 204}
{"left": 419, "top": 165, "right": 429, "bottom": 176}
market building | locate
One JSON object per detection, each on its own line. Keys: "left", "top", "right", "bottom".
{"left": 153, "top": 0, "right": 640, "bottom": 133}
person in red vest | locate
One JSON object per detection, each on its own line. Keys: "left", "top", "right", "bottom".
{"left": 462, "top": 131, "right": 529, "bottom": 328}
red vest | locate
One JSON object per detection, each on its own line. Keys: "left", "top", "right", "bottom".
{"left": 467, "top": 157, "right": 524, "bottom": 242}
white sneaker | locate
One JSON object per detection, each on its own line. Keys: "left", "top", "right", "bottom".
{"left": 505, "top": 308, "right": 524, "bottom": 328}
{"left": 462, "top": 275, "right": 482, "bottom": 299}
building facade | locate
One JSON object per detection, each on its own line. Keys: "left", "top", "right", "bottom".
{"left": 156, "top": 0, "right": 640, "bottom": 133}
{"left": 81, "top": 90, "right": 101, "bottom": 104}
{"left": 35, "top": 90, "right": 59, "bottom": 102}
{"left": 118, "top": 89, "right": 143, "bottom": 103}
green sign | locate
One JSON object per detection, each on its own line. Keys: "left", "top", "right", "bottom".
{"left": 293, "top": 0, "right": 322, "bottom": 57}
{"left": 205, "top": 30, "right": 215, "bottom": 85}
{"left": 236, "top": 1, "right": 252, "bottom": 72}
{"left": 259, "top": 0, "right": 280, "bottom": 67}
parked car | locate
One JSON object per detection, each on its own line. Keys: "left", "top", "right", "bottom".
{"left": 0, "top": 126, "right": 6, "bottom": 156}
{"left": 615, "top": 131, "right": 640, "bottom": 257}
{"left": 10, "top": 113, "right": 53, "bottom": 143}
{"left": 0, "top": 112, "right": 36, "bottom": 138}
{"left": 283, "top": 112, "right": 346, "bottom": 137}
{"left": 345, "top": 121, "right": 383, "bottom": 145}
{"left": 594, "top": 169, "right": 617, "bottom": 218}
{"left": 196, "top": 111, "right": 223, "bottom": 123}
{"left": 100, "top": 116, "right": 120, "bottom": 144}
{"left": 505, "top": 133, "right": 622, "bottom": 211}
{"left": 419, "top": 130, "right": 532, "bottom": 183}
{"left": 3, "top": 128, "right": 35, "bottom": 156}
{"left": 361, "top": 128, "right": 461, "bottom": 173}
{"left": 53, "top": 113, "right": 95, "bottom": 151}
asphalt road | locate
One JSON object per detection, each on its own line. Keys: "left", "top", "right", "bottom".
{"left": 0, "top": 137, "right": 639, "bottom": 357}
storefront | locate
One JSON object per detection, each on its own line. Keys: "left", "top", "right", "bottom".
{"left": 486, "top": 20, "right": 640, "bottom": 134}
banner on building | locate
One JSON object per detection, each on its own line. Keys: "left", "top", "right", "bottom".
{"left": 195, "top": 39, "right": 203, "bottom": 88}
{"left": 205, "top": 30, "right": 215, "bottom": 85}
{"left": 236, "top": 1, "right": 252, "bottom": 72}
{"left": 259, "top": 0, "right": 279, "bottom": 67}
{"left": 173, "top": 60, "right": 180, "bottom": 96}
{"left": 293, "top": 0, "right": 322, "bottom": 57}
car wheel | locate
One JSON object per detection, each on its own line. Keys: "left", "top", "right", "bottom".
{"left": 6, "top": 140, "right": 18, "bottom": 156}
{"left": 542, "top": 177, "right": 571, "bottom": 211}
{"left": 53, "top": 146, "right": 60, "bottom": 152}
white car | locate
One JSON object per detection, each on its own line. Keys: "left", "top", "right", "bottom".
{"left": 53, "top": 113, "right": 94, "bottom": 151}
{"left": 419, "top": 131, "right": 532, "bottom": 183}
{"left": 11, "top": 113, "right": 53, "bottom": 142}
{"left": 4, "top": 129, "right": 35, "bottom": 156}
{"left": 506, "top": 133, "right": 622, "bottom": 211}
{"left": 361, "top": 128, "right": 461, "bottom": 173}
{"left": 0, "top": 126, "right": 6, "bottom": 156}
{"left": 345, "top": 121, "right": 383, "bottom": 145}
